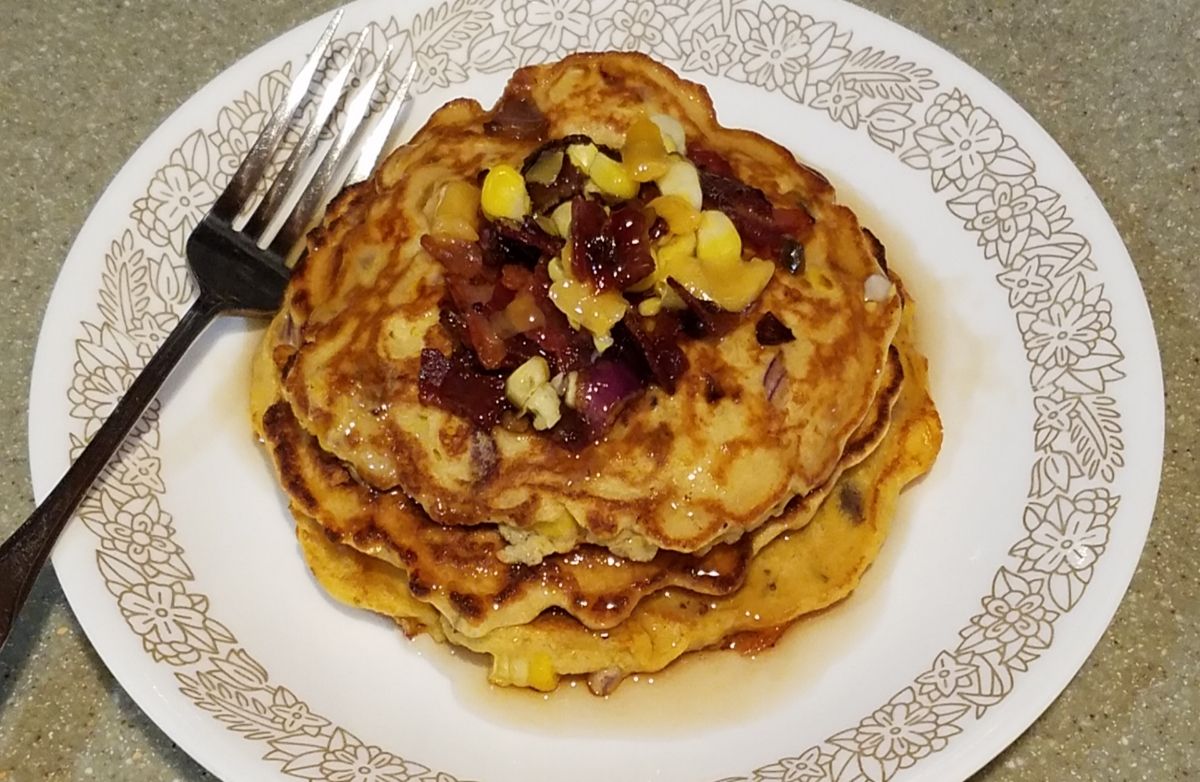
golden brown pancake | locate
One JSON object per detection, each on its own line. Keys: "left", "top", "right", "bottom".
{"left": 252, "top": 307, "right": 903, "bottom": 637}
{"left": 294, "top": 304, "right": 940, "bottom": 691}
{"left": 275, "top": 52, "right": 901, "bottom": 560}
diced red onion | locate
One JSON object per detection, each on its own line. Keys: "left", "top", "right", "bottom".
{"left": 576, "top": 358, "right": 644, "bottom": 437}
{"left": 763, "top": 352, "right": 789, "bottom": 407}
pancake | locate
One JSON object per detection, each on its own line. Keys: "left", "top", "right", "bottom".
{"left": 295, "top": 304, "right": 940, "bottom": 692}
{"left": 252, "top": 301, "right": 904, "bottom": 638}
{"left": 276, "top": 52, "right": 901, "bottom": 561}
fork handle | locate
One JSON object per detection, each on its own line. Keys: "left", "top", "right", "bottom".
{"left": 0, "top": 292, "right": 223, "bottom": 652}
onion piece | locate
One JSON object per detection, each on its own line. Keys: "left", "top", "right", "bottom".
{"left": 864, "top": 273, "right": 893, "bottom": 302}
{"left": 763, "top": 352, "right": 789, "bottom": 407}
{"left": 576, "top": 358, "right": 643, "bottom": 438}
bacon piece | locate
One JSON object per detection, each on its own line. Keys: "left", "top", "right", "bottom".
{"left": 755, "top": 312, "right": 795, "bottom": 345}
{"left": 618, "top": 311, "right": 689, "bottom": 394}
{"left": 418, "top": 348, "right": 509, "bottom": 428}
{"left": 570, "top": 197, "right": 615, "bottom": 287}
{"left": 483, "top": 93, "right": 548, "bottom": 140}
{"left": 669, "top": 280, "right": 739, "bottom": 338}
{"left": 480, "top": 218, "right": 562, "bottom": 268}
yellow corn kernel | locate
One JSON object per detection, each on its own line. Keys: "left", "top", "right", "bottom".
{"left": 638, "top": 297, "right": 663, "bottom": 317}
{"left": 621, "top": 114, "right": 670, "bottom": 183}
{"left": 549, "top": 278, "right": 628, "bottom": 335}
{"left": 430, "top": 181, "right": 481, "bottom": 241}
{"left": 505, "top": 356, "right": 551, "bottom": 410}
{"left": 567, "top": 142, "right": 598, "bottom": 172}
{"left": 593, "top": 332, "right": 614, "bottom": 353}
{"left": 551, "top": 200, "right": 573, "bottom": 238}
{"left": 648, "top": 194, "right": 701, "bottom": 235}
{"left": 480, "top": 164, "right": 531, "bottom": 222}
{"left": 526, "top": 384, "right": 562, "bottom": 430}
{"left": 490, "top": 654, "right": 557, "bottom": 690}
{"left": 656, "top": 155, "right": 702, "bottom": 209}
{"left": 630, "top": 231, "right": 695, "bottom": 293}
{"left": 650, "top": 113, "right": 687, "bottom": 154}
{"left": 672, "top": 256, "right": 776, "bottom": 312}
{"left": 660, "top": 284, "right": 687, "bottom": 310}
{"left": 524, "top": 149, "right": 563, "bottom": 185}
{"left": 563, "top": 371, "right": 580, "bottom": 408}
{"left": 548, "top": 256, "right": 566, "bottom": 282}
{"left": 533, "top": 509, "right": 579, "bottom": 541}
{"left": 589, "top": 152, "right": 639, "bottom": 200}
{"left": 696, "top": 210, "right": 742, "bottom": 267}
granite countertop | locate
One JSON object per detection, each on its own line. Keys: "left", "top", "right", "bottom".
{"left": 0, "top": 0, "right": 1195, "bottom": 779}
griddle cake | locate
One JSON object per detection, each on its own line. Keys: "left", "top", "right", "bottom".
{"left": 253, "top": 52, "right": 940, "bottom": 694}
{"left": 275, "top": 52, "right": 900, "bottom": 560}
{"left": 295, "top": 309, "right": 939, "bottom": 692}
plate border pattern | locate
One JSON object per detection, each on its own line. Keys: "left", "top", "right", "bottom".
{"left": 58, "top": 1, "right": 1127, "bottom": 780}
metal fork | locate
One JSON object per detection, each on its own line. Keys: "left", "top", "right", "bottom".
{"left": 0, "top": 10, "right": 417, "bottom": 651}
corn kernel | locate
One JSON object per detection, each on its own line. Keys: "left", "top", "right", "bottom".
{"left": 549, "top": 278, "right": 628, "bottom": 335}
{"left": 526, "top": 652, "right": 559, "bottom": 692}
{"left": 430, "top": 181, "right": 481, "bottom": 241}
{"left": 650, "top": 113, "right": 687, "bottom": 154}
{"left": 696, "top": 210, "right": 742, "bottom": 267}
{"left": 629, "top": 231, "right": 695, "bottom": 293}
{"left": 671, "top": 255, "right": 775, "bottom": 312}
{"left": 551, "top": 200, "right": 573, "bottom": 238}
{"left": 548, "top": 256, "right": 566, "bottom": 283}
{"left": 638, "top": 297, "right": 663, "bottom": 317}
{"left": 660, "top": 285, "right": 687, "bottom": 310}
{"left": 648, "top": 194, "right": 701, "bottom": 235}
{"left": 593, "top": 332, "right": 614, "bottom": 353}
{"left": 526, "top": 384, "right": 562, "bottom": 430}
{"left": 524, "top": 149, "right": 563, "bottom": 185}
{"left": 505, "top": 356, "right": 551, "bottom": 409}
{"left": 563, "top": 371, "right": 580, "bottom": 409}
{"left": 622, "top": 114, "right": 670, "bottom": 183}
{"left": 656, "top": 156, "right": 702, "bottom": 209}
{"left": 533, "top": 509, "right": 579, "bottom": 541}
{"left": 589, "top": 152, "right": 639, "bottom": 199}
{"left": 480, "top": 164, "right": 531, "bottom": 222}
{"left": 567, "top": 142, "right": 598, "bottom": 172}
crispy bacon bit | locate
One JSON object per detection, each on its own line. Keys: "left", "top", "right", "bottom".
{"left": 480, "top": 218, "right": 562, "bottom": 268}
{"left": 421, "top": 234, "right": 484, "bottom": 278}
{"left": 526, "top": 262, "right": 593, "bottom": 373}
{"left": 570, "top": 197, "right": 615, "bottom": 286}
{"left": 698, "top": 169, "right": 814, "bottom": 256}
{"left": 669, "top": 280, "right": 739, "bottom": 338}
{"left": 688, "top": 146, "right": 736, "bottom": 177}
{"left": 522, "top": 134, "right": 595, "bottom": 213}
{"left": 618, "top": 311, "right": 689, "bottom": 394}
{"left": 466, "top": 311, "right": 508, "bottom": 369}
{"left": 500, "top": 264, "right": 534, "bottom": 291}
{"left": 755, "top": 312, "right": 795, "bottom": 345}
{"left": 484, "top": 93, "right": 548, "bottom": 140}
{"left": 419, "top": 348, "right": 509, "bottom": 428}
{"left": 606, "top": 204, "right": 655, "bottom": 290}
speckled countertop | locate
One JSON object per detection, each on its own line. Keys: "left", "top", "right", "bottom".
{"left": 0, "top": 0, "right": 1195, "bottom": 779}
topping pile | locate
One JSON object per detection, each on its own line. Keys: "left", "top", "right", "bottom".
{"left": 418, "top": 113, "right": 815, "bottom": 445}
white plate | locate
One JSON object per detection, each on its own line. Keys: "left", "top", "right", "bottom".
{"left": 29, "top": 1, "right": 1163, "bottom": 780}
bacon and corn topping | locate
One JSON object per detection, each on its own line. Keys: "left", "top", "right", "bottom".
{"left": 418, "top": 110, "right": 817, "bottom": 444}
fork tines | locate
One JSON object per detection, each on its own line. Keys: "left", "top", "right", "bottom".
{"left": 213, "top": 10, "right": 416, "bottom": 263}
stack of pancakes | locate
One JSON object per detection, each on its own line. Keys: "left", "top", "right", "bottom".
{"left": 250, "top": 54, "right": 942, "bottom": 694}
